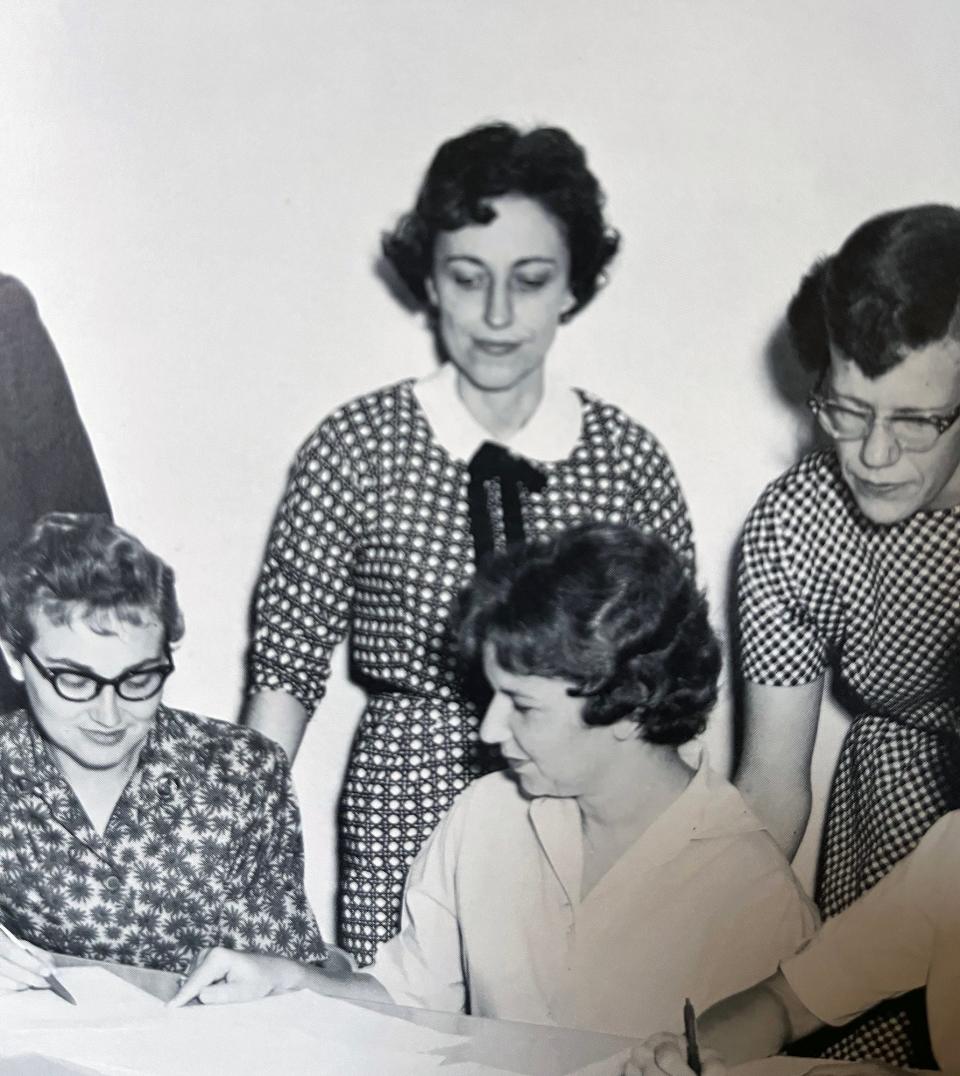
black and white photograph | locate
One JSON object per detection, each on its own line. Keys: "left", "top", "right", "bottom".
{"left": 0, "top": 3, "right": 958, "bottom": 1074}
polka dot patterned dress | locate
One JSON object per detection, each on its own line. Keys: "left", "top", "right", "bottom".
{"left": 739, "top": 450, "right": 960, "bottom": 1068}
{"left": 248, "top": 378, "right": 695, "bottom": 965}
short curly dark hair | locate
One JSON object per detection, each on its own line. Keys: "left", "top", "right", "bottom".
{"left": 0, "top": 513, "right": 185, "bottom": 656}
{"left": 788, "top": 203, "right": 960, "bottom": 379}
{"left": 382, "top": 122, "right": 621, "bottom": 322}
{"left": 457, "top": 524, "right": 720, "bottom": 746}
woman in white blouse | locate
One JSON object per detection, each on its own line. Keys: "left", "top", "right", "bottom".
{"left": 178, "top": 524, "right": 815, "bottom": 1041}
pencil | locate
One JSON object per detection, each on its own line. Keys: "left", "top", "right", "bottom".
{"left": 0, "top": 921, "right": 77, "bottom": 1005}
{"left": 683, "top": 996, "right": 702, "bottom": 1075}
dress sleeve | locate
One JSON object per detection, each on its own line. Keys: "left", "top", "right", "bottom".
{"left": 622, "top": 425, "right": 696, "bottom": 575}
{"left": 697, "top": 832, "right": 820, "bottom": 1011}
{"left": 781, "top": 814, "right": 954, "bottom": 1026}
{"left": 366, "top": 793, "right": 468, "bottom": 1013}
{"left": 216, "top": 735, "right": 327, "bottom": 963}
{"left": 0, "top": 274, "right": 111, "bottom": 553}
{"left": 246, "top": 415, "right": 367, "bottom": 712}
{"left": 736, "top": 480, "right": 827, "bottom": 685}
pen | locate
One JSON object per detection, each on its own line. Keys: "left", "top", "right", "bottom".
{"left": 683, "top": 997, "right": 701, "bottom": 1075}
{"left": 0, "top": 921, "right": 77, "bottom": 1005}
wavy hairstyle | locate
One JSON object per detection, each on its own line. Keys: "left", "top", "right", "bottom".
{"left": 0, "top": 513, "right": 184, "bottom": 655}
{"left": 382, "top": 122, "right": 621, "bottom": 322}
{"left": 788, "top": 204, "right": 960, "bottom": 378}
{"left": 457, "top": 523, "right": 720, "bottom": 745}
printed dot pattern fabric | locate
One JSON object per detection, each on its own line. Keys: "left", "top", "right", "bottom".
{"left": 738, "top": 450, "right": 960, "bottom": 1065}
{"left": 0, "top": 707, "right": 325, "bottom": 973}
{"left": 248, "top": 378, "right": 695, "bottom": 963}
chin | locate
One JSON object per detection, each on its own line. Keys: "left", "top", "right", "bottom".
{"left": 851, "top": 492, "right": 921, "bottom": 525}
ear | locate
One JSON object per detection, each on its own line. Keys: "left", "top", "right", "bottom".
{"left": 559, "top": 287, "right": 577, "bottom": 324}
{"left": 611, "top": 717, "right": 636, "bottom": 742}
{"left": 0, "top": 639, "right": 25, "bottom": 683}
{"left": 424, "top": 275, "right": 439, "bottom": 310}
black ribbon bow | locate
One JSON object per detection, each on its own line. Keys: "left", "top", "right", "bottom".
{"left": 466, "top": 441, "right": 547, "bottom": 564}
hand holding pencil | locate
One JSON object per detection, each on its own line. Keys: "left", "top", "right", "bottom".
{"left": 0, "top": 921, "right": 75, "bottom": 1003}
{"left": 623, "top": 1032, "right": 726, "bottom": 1075}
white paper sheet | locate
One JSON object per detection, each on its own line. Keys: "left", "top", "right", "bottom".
{"left": 0, "top": 971, "right": 467, "bottom": 1075}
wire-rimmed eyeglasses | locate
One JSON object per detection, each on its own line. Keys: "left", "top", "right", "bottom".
{"left": 808, "top": 389, "right": 960, "bottom": 452}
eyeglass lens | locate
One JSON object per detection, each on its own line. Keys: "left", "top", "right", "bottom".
{"left": 815, "top": 402, "right": 945, "bottom": 451}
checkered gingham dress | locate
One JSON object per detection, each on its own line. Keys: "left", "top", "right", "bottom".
{"left": 739, "top": 450, "right": 960, "bottom": 1068}
{"left": 247, "top": 378, "right": 695, "bottom": 966}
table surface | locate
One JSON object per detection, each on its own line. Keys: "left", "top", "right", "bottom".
{"left": 0, "top": 958, "right": 939, "bottom": 1076}
{"left": 2, "top": 956, "right": 637, "bottom": 1076}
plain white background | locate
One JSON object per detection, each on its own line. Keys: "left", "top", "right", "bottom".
{"left": 2, "top": 0, "right": 959, "bottom": 936}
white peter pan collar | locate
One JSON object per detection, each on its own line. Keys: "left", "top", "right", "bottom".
{"left": 413, "top": 362, "right": 583, "bottom": 464}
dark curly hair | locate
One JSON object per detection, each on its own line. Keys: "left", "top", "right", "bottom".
{"left": 457, "top": 524, "right": 720, "bottom": 746}
{"left": 382, "top": 122, "right": 621, "bottom": 322}
{"left": 788, "top": 204, "right": 960, "bottom": 379}
{"left": 0, "top": 513, "right": 184, "bottom": 656}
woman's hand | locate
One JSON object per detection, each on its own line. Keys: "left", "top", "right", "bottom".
{"left": 623, "top": 1034, "right": 726, "bottom": 1075}
{"left": 168, "top": 947, "right": 307, "bottom": 1007}
{"left": 0, "top": 930, "right": 57, "bottom": 995}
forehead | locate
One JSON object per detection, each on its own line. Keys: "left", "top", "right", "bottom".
{"left": 481, "top": 643, "right": 570, "bottom": 698}
{"left": 28, "top": 605, "right": 165, "bottom": 668}
{"left": 829, "top": 336, "right": 960, "bottom": 408}
{"left": 434, "top": 194, "right": 569, "bottom": 265}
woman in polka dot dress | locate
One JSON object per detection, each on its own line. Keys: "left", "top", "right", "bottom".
{"left": 242, "top": 123, "right": 696, "bottom": 965}
{"left": 736, "top": 205, "right": 960, "bottom": 1068}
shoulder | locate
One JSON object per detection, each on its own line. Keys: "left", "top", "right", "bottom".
{"left": 747, "top": 451, "right": 847, "bottom": 525}
{"left": 153, "top": 705, "right": 289, "bottom": 784}
{"left": 0, "top": 273, "right": 38, "bottom": 316}
{"left": 291, "top": 379, "right": 420, "bottom": 469}
{"left": 433, "top": 770, "right": 526, "bottom": 836}
{"left": 698, "top": 765, "right": 802, "bottom": 871}
{"left": 300, "top": 380, "right": 417, "bottom": 447}
{"left": 574, "top": 388, "right": 678, "bottom": 465}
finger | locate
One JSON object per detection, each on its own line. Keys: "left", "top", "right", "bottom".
{"left": 195, "top": 978, "right": 265, "bottom": 1006}
{"left": 0, "top": 938, "right": 55, "bottom": 978}
{"left": 0, "top": 954, "right": 51, "bottom": 990}
{"left": 168, "top": 948, "right": 230, "bottom": 1008}
{"left": 184, "top": 947, "right": 211, "bottom": 977}
{"left": 652, "top": 1043, "right": 694, "bottom": 1076}
{"left": 0, "top": 972, "right": 33, "bottom": 994}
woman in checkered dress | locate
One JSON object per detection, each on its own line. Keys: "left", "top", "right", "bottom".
{"left": 241, "top": 123, "right": 696, "bottom": 965}
{"left": 736, "top": 204, "right": 960, "bottom": 1068}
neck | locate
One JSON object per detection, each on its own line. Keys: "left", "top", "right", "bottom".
{"left": 456, "top": 366, "right": 545, "bottom": 440}
{"left": 577, "top": 742, "right": 694, "bottom": 834}
{"left": 50, "top": 743, "right": 143, "bottom": 830}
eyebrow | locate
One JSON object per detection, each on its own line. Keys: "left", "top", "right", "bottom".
{"left": 40, "top": 654, "right": 167, "bottom": 675}
{"left": 828, "top": 391, "right": 954, "bottom": 416}
{"left": 499, "top": 686, "right": 538, "bottom": 703}
{"left": 441, "top": 255, "right": 559, "bottom": 268}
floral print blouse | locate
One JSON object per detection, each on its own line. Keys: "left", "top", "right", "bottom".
{"left": 0, "top": 706, "right": 324, "bottom": 973}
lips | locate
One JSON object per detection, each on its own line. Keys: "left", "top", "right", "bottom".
{"left": 473, "top": 339, "right": 522, "bottom": 356}
{"left": 851, "top": 475, "right": 907, "bottom": 498}
{"left": 81, "top": 728, "right": 126, "bottom": 746}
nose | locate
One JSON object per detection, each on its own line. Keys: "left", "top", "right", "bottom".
{"left": 479, "top": 694, "right": 511, "bottom": 746}
{"left": 859, "top": 416, "right": 901, "bottom": 469}
{"left": 483, "top": 278, "right": 513, "bottom": 330}
{"left": 92, "top": 686, "right": 124, "bottom": 728}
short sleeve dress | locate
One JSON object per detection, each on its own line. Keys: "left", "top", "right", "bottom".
{"left": 738, "top": 449, "right": 960, "bottom": 1067}
{"left": 247, "top": 370, "right": 695, "bottom": 964}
